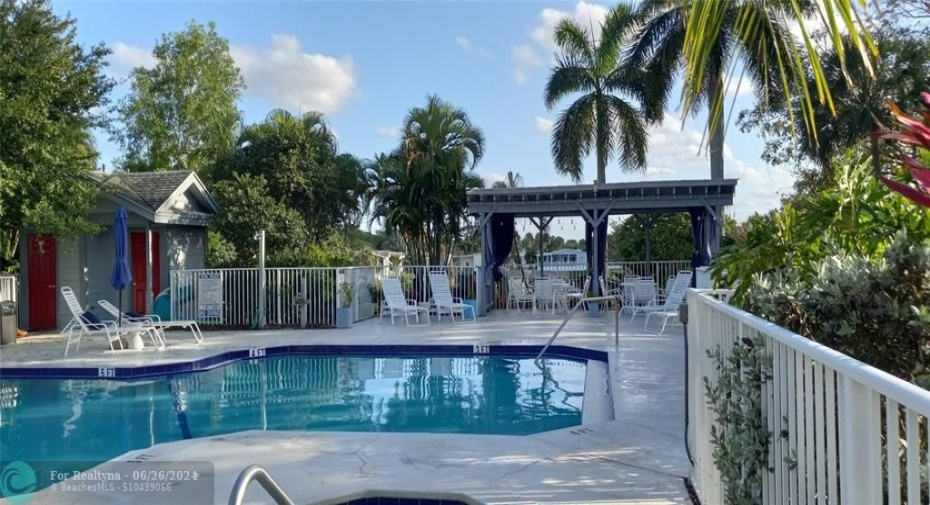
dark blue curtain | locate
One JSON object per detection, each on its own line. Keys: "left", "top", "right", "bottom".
{"left": 584, "top": 210, "right": 607, "bottom": 282}
{"left": 689, "top": 208, "right": 707, "bottom": 287}
{"left": 490, "top": 213, "right": 515, "bottom": 282}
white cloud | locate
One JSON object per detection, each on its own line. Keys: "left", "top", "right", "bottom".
{"left": 787, "top": 0, "right": 850, "bottom": 50}
{"left": 108, "top": 35, "right": 358, "bottom": 114}
{"left": 454, "top": 35, "right": 492, "bottom": 58}
{"left": 512, "top": 1, "right": 610, "bottom": 82}
{"left": 108, "top": 42, "right": 156, "bottom": 78}
{"left": 480, "top": 171, "right": 507, "bottom": 186}
{"left": 232, "top": 34, "right": 357, "bottom": 114}
{"left": 454, "top": 36, "right": 473, "bottom": 51}
{"left": 530, "top": 1, "right": 610, "bottom": 52}
{"left": 640, "top": 114, "right": 795, "bottom": 219}
{"left": 534, "top": 116, "right": 553, "bottom": 134}
{"left": 376, "top": 125, "right": 400, "bottom": 138}
{"left": 511, "top": 43, "right": 542, "bottom": 83}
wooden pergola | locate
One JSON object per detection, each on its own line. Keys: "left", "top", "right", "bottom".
{"left": 467, "top": 179, "right": 738, "bottom": 314}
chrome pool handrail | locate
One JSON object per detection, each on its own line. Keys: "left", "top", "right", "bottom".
{"left": 228, "top": 465, "right": 295, "bottom": 505}
{"left": 535, "top": 294, "right": 621, "bottom": 366}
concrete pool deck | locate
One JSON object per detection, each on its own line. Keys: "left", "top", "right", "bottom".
{"left": 0, "top": 311, "right": 693, "bottom": 505}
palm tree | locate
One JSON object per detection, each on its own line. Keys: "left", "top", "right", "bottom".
{"left": 544, "top": 4, "right": 660, "bottom": 185}
{"left": 679, "top": 0, "right": 877, "bottom": 141}
{"left": 371, "top": 95, "right": 486, "bottom": 266}
{"left": 492, "top": 171, "right": 524, "bottom": 189}
{"left": 629, "top": 0, "right": 805, "bottom": 183}
{"left": 753, "top": 30, "right": 930, "bottom": 178}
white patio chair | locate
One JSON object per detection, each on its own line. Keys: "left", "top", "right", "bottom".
{"left": 621, "top": 277, "right": 657, "bottom": 320}
{"left": 428, "top": 272, "right": 476, "bottom": 324}
{"left": 60, "top": 286, "right": 127, "bottom": 356}
{"left": 639, "top": 270, "right": 694, "bottom": 334}
{"left": 507, "top": 278, "right": 534, "bottom": 311}
{"left": 97, "top": 299, "right": 202, "bottom": 345}
{"left": 532, "top": 279, "right": 559, "bottom": 315}
{"left": 561, "top": 276, "right": 589, "bottom": 312}
{"left": 380, "top": 277, "right": 430, "bottom": 326}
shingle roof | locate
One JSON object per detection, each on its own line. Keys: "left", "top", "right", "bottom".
{"left": 88, "top": 171, "right": 194, "bottom": 210}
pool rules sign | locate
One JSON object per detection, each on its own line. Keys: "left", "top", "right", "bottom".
{"left": 197, "top": 272, "right": 222, "bottom": 319}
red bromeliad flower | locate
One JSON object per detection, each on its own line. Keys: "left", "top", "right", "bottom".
{"left": 874, "top": 92, "right": 930, "bottom": 208}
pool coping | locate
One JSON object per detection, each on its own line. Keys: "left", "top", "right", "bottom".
{"left": 0, "top": 344, "right": 608, "bottom": 379}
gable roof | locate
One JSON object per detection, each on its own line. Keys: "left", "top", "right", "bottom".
{"left": 87, "top": 170, "right": 221, "bottom": 226}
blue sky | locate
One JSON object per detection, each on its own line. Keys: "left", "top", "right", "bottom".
{"left": 56, "top": 0, "right": 796, "bottom": 239}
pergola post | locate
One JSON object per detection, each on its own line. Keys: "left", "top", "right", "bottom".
{"left": 478, "top": 212, "right": 493, "bottom": 316}
{"left": 579, "top": 202, "right": 615, "bottom": 296}
{"left": 635, "top": 215, "right": 656, "bottom": 277}
{"left": 529, "top": 217, "right": 552, "bottom": 276}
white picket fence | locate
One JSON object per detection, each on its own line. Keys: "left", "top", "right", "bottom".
{"left": 688, "top": 289, "right": 930, "bottom": 505}
{"left": 0, "top": 275, "right": 16, "bottom": 303}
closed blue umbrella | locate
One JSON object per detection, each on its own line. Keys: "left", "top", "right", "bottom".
{"left": 110, "top": 207, "right": 133, "bottom": 327}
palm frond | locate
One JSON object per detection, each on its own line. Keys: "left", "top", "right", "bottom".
{"left": 553, "top": 18, "right": 596, "bottom": 62}
{"left": 544, "top": 56, "right": 594, "bottom": 109}
{"left": 606, "top": 95, "right": 649, "bottom": 172}
{"left": 551, "top": 94, "right": 597, "bottom": 182}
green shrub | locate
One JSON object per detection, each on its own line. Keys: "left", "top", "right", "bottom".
{"left": 714, "top": 151, "right": 930, "bottom": 303}
{"left": 704, "top": 335, "right": 773, "bottom": 505}
{"left": 745, "top": 233, "right": 930, "bottom": 384}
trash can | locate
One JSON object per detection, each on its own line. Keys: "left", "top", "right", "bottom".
{"left": 0, "top": 301, "right": 16, "bottom": 346}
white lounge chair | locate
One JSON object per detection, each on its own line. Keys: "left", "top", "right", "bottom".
{"left": 638, "top": 270, "right": 694, "bottom": 334}
{"left": 97, "top": 299, "right": 203, "bottom": 344}
{"left": 428, "top": 272, "right": 476, "bottom": 323}
{"left": 59, "top": 287, "right": 130, "bottom": 356}
{"left": 380, "top": 277, "right": 430, "bottom": 326}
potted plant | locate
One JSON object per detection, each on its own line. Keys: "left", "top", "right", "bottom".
{"left": 336, "top": 280, "right": 354, "bottom": 329}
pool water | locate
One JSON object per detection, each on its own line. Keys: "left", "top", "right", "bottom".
{"left": 0, "top": 355, "right": 588, "bottom": 491}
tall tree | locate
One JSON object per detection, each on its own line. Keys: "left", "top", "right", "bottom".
{"left": 544, "top": 4, "right": 659, "bottom": 184}
{"left": 0, "top": 0, "right": 115, "bottom": 271}
{"left": 608, "top": 213, "right": 694, "bottom": 262}
{"left": 680, "top": 0, "right": 877, "bottom": 144}
{"left": 211, "top": 109, "right": 359, "bottom": 243}
{"left": 116, "top": 20, "right": 244, "bottom": 172}
{"left": 629, "top": 0, "right": 804, "bottom": 183}
{"left": 491, "top": 171, "right": 524, "bottom": 189}
{"left": 371, "top": 95, "right": 486, "bottom": 265}
{"left": 738, "top": 29, "right": 930, "bottom": 179}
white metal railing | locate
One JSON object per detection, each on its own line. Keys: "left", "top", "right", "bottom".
{"left": 170, "top": 265, "right": 477, "bottom": 328}
{"left": 607, "top": 260, "right": 692, "bottom": 282}
{"left": 0, "top": 275, "right": 16, "bottom": 303}
{"left": 492, "top": 260, "right": 692, "bottom": 310}
{"left": 688, "top": 289, "right": 930, "bottom": 505}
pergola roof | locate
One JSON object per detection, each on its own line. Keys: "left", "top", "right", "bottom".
{"left": 467, "top": 179, "right": 737, "bottom": 217}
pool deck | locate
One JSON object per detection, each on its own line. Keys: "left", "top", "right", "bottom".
{"left": 1, "top": 311, "right": 693, "bottom": 505}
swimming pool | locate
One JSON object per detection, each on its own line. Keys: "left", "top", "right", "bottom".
{"left": 0, "top": 349, "right": 603, "bottom": 492}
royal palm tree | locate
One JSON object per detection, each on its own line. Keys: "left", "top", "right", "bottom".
{"left": 629, "top": 0, "right": 808, "bottom": 182}
{"left": 544, "top": 3, "right": 661, "bottom": 185}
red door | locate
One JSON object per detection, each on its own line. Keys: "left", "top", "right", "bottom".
{"left": 27, "top": 234, "right": 57, "bottom": 330}
{"left": 130, "top": 232, "right": 161, "bottom": 313}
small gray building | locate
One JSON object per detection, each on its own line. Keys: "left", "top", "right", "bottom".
{"left": 19, "top": 170, "right": 220, "bottom": 331}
